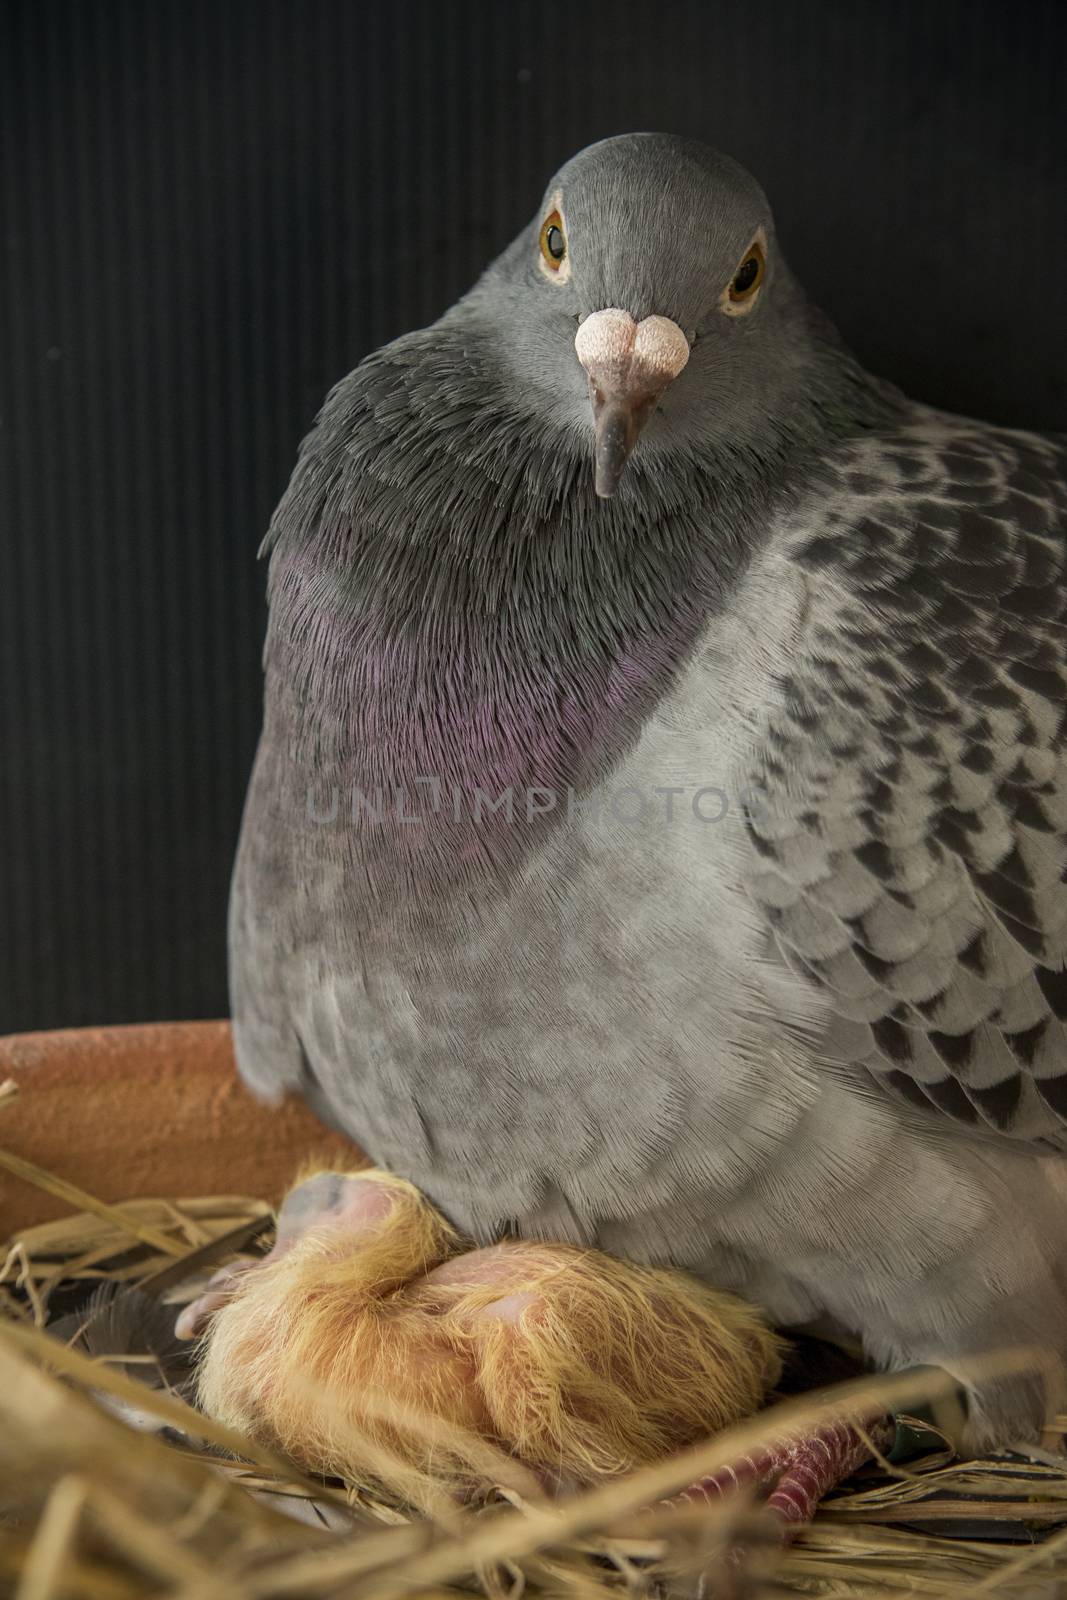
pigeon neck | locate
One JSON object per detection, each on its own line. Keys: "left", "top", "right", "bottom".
{"left": 260, "top": 326, "right": 893, "bottom": 828}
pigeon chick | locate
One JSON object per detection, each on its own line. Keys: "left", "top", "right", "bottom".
{"left": 186, "top": 1166, "right": 782, "bottom": 1497}
{"left": 230, "top": 133, "right": 1067, "bottom": 1511}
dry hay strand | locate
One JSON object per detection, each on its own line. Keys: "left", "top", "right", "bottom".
{"left": 2, "top": 1153, "right": 1067, "bottom": 1597}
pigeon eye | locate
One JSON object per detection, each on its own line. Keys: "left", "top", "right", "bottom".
{"left": 724, "top": 238, "right": 766, "bottom": 313}
{"left": 539, "top": 210, "right": 567, "bottom": 270}
{"left": 732, "top": 257, "right": 760, "bottom": 296}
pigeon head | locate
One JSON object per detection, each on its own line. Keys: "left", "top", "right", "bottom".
{"left": 476, "top": 133, "right": 836, "bottom": 499}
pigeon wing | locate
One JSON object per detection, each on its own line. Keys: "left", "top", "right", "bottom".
{"left": 749, "top": 413, "right": 1067, "bottom": 1144}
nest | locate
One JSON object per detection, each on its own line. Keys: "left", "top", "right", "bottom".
{"left": 2, "top": 1095, "right": 1067, "bottom": 1598}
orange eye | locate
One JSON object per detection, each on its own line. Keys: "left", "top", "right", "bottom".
{"left": 539, "top": 209, "right": 567, "bottom": 270}
{"left": 728, "top": 239, "right": 765, "bottom": 304}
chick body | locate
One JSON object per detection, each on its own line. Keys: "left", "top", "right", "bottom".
{"left": 196, "top": 1167, "right": 782, "bottom": 1492}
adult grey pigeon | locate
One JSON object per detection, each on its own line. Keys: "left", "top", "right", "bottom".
{"left": 229, "top": 133, "right": 1067, "bottom": 1500}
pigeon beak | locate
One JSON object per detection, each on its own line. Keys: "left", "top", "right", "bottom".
{"left": 574, "top": 310, "right": 690, "bottom": 498}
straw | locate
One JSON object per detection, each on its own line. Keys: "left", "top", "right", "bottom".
{"left": 3, "top": 1146, "right": 1067, "bottom": 1598}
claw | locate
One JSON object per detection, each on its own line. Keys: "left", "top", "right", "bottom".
{"left": 670, "top": 1414, "right": 894, "bottom": 1535}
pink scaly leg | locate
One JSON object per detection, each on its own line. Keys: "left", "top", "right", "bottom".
{"left": 669, "top": 1415, "right": 895, "bottom": 1535}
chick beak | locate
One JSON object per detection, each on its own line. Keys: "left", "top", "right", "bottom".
{"left": 574, "top": 310, "right": 690, "bottom": 498}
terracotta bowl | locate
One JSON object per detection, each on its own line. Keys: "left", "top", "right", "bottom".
{"left": 0, "top": 1022, "right": 361, "bottom": 1237}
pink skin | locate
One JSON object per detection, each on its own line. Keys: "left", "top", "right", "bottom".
{"left": 176, "top": 1175, "right": 883, "bottom": 1526}
{"left": 175, "top": 1174, "right": 398, "bottom": 1340}
{"left": 421, "top": 1242, "right": 540, "bottom": 1319}
{"left": 175, "top": 1179, "right": 533, "bottom": 1341}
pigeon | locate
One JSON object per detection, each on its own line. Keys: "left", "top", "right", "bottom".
{"left": 230, "top": 132, "right": 1067, "bottom": 1487}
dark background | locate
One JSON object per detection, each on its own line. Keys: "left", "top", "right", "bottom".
{"left": 2, "top": 0, "right": 1065, "bottom": 1034}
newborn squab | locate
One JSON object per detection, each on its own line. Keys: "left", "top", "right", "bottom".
{"left": 178, "top": 1167, "right": 783, "bottom": 1493}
